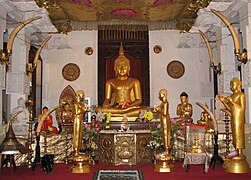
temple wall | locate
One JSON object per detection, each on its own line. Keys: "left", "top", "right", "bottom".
{"left": 44, "top": 30, "right": 213, "bottom": 121}
{"left": 149, "top": 30, "right": 213, "bottom": 119}
{"left": 41, "top": 31, "right": 98, "bottom": 124}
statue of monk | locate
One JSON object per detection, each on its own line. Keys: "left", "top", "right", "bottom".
{"left": 175, "top": 92, "right": 193, "bottom": 124}
{"left": 73, "top": 90, "right": 90, "bottom": 156}
{"left": 218, "top": 77, "right": 246, "bottom": 158}
{"left": 95, "top": 43, "right": 148, "bottom": 117}
{"left": 71, "top": 90, "right": 90, "bottom": 173}
{"left": 154, "top": 89, "right": 171, "bottom": 157}
{"left": 153, "top": 89, "right": 173, "bottom": 172}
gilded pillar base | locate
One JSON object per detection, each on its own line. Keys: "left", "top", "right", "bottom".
{"left": 223, "top": 155, "right": 250, "bottom": 173}
{"left": 154, "top": 153, "right": 173, "bottom": 172}
{"left": 70, "top": 154, "right": 90, "bottom": 173}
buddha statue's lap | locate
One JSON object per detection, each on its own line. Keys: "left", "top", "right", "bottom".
{"left": 96, "top": 106, "right": 148, "bottom": 117}
{"left": 96, "top": 43, "right": 148, "bottom": 119}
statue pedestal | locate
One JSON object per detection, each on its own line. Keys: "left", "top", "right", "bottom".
{"left": 154, "top": 153, "right": 173, "bottom": 172}
{"left": 71, "top": 155, "right": 90, "bottom": 173}
{"left": 223, "top": 155, "right": 250, "bottom": 173}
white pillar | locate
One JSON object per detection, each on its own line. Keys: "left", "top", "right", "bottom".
{"left": 239, "top": 2, "right": 251, "bottom": 123}
{"left": 0, "top": 5, "right": 6, "bottom": 125}
{"left": 7, "top": 28, "right": 30, "bottom": 117}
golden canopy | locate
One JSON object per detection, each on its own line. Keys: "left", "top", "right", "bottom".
{"left": 35, "top": 0, "right": 212, "bottom": 32}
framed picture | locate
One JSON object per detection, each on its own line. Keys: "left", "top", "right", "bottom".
{"left": 84, "top": 97, "right": 91, "bottom": 123}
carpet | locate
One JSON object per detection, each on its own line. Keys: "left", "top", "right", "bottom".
{"left": 92, "top": 170, "right": 144, "bottom": 180}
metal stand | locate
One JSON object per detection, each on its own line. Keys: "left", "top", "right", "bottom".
{"left": 210, "top": 131, "right": 224, "bottom": 169}
{"left": 27, "top": 110, "right": 33, "bottom": 168}
{"left": 64, "top": 129, "right": 69, "bottom": 164}
{"left": 25, "top": 99, "right": 34, "bottom": 169}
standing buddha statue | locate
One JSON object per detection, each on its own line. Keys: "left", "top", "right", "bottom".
{"left": 154, "top": 89, "right": 173, "bottom": 172}
{"left": 218, "top": 77, "right": 250, "bottom": 173}
{"left": 71, "top": 90, "right": 90, "bottom": 173}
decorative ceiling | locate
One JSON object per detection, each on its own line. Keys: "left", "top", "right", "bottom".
{"left": 35, "top": 0, "right": 213, "bottom": 32}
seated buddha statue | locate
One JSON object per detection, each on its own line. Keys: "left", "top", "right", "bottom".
{"left": 175, "top": 92, "right": 193, "bottom": 124}
{"left": 95, "top": 43, "right": 148, "bottom": 118}
{"left": 197, "top": 103, "right": 214, "bottom": 131}
{"left": 61, "top": 102, "right": 73, "bottom": 124}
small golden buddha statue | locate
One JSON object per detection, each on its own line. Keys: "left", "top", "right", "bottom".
{"left": 175, "top": 92, "right": 193, "bottom": 124}
{"left": 95, "top": 43, "right": 148, "bottom": 118}
{"left": 71, "top": 90, "right": 90, "bottom": 173}
{"left": 154, "top": 89, "right": 173, "bottom": 172}
{"left": 197, "top": 103, "right": 213, "bottom": 130}
{"left": 61, "top": 102, "right": 73, "bottom": 124}
{"left": 188, "top": 136, "right": 205, "bottom": 154}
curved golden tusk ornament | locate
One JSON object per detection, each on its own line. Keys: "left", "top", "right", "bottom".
{"left": 33, "top": 36, "right": 52, "bottom": 68}
{"left": 196, "top": 102, "right": 218, "bottom": 133}
{"left": 36, "top": 105, "right": 60, "bottom": 134}
{"left": 6, "top": 110, "right": 23, "bottom": 132}
{"left": 7, "top": 16, "right": 42, "bottom": 55}
{"left": 211, "top": 9, "right": 247, "bottom": 64}
{"left": 199, "top": 30, "right": 221, "bottom": 74}
{"left": 199, "top": 30, "right": 214, "bottom": 66}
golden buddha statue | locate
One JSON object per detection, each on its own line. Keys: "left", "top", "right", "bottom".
{"left": 154, "top": 89, "right": 173, "bottom": 172}
{"left": 218, "top": 77, "right": 250, "bottom": 173}
{"left": 175, "top": 92, "right": 193, "bottom": 124}
{"left": 71, "top": 90, "right": 90, "bottom": 173}
{"left": 61, "top": 102, "right": 73, "bottom": 124}
{"left": 95, "top": 43, "right": 148, "bottom": 118}
{"left": 197, "top": 103, "right": 213, "bottom": 130}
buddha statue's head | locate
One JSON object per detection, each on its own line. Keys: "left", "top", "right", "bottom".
{"left": 180, "top": 92, "right": 188, "bottom": 103}
{"left": 76, "top": 90, "right": 85, "bottom": 102}
{"left": 230, "top": 77, "right": 242, "bottom": 92}
{"left": 114, "top": 43, "right": 130, "bottom": 77}
{"left": 159, "top": 89, "right": 167, "bottom": 101}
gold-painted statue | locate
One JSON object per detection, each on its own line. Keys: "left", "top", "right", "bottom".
{"left": 71, "top": 90, "right": 90, "bottom": 173}
{"left": 61, "top": 101, "right": 73, "bottom": 124}
{"left": 95, "top": 43, "right": 148, "bottom": 118}
{"left": 175, "top": 92, "right": 193, "bottom": 124}
{"left": 154, "top": 89, "right": 173, "bottom": 172}
{"left": 218, "top": 77, "right": 250, "bottom": 173}
{"left": 197, "top": 103, "right": 214, "bottom": 131}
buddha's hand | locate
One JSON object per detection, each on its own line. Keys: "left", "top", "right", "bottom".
{"left": 217, "top": 95, "right": 225, "bottom": 102}
{"left": 103, "top": 100, "right": 110, "bottom": 108}
{"left": 118, "top": 102, "right": 130, "bottom": 109}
